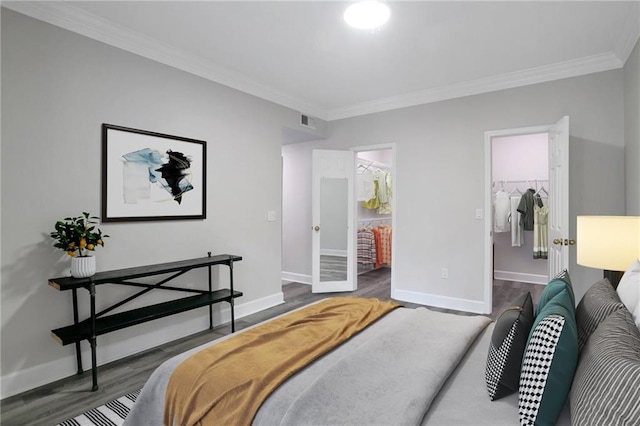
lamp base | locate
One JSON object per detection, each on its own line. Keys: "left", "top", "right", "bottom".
{"left": 604, "top": 270, "right": 624, "bottom": 288}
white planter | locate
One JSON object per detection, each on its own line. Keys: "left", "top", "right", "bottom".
{"left": 71, "top": 256, "right": 96, "bottom": 278}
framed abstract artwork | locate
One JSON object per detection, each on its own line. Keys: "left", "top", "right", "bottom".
{"left": 101, "top": 124, "right": 206, "bottom": 222}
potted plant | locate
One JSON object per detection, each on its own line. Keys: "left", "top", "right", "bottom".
{"left": 51, "top": 212, "right": 109, "bottom": 278}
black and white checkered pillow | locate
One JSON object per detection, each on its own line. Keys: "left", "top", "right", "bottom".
{"left": 519, "top": 314, "right": 566, "bottom": 423}
{"left": 486, "top": 319, "right": 519, "bottom": 398}
{"left": 485, "top": 292, "right": 534, "bottom": 400}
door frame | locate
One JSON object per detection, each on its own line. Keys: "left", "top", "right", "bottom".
{"left": 483, "top": 125, "right": 555, "bottom": 314}
{"left": 351, "top": 143, "right": 397, "bottom": 296}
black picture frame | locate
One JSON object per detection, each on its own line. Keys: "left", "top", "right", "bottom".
{"left": 101, "top": 124, "right": 206, "bottom": 222}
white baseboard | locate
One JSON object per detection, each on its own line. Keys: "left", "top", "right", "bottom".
{"left": 494, "top": 270, "right": 548, "bottom": 285}
{"left": 0, "top": 292, "right": 284, "bottom": 400}
{"left": 320, "top": 249, "right": 347, "bottom": 257}
{"left": 282, "top": 271, "right": 311, "bottom": 285}
{"left": 392, "top": 288, "right": 488, "bottom": 314}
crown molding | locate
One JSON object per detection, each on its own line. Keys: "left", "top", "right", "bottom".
{"left": 4, "top": 1, "right": 634, "bottom": 123}
{"left": 613, "top": 1, "right": 640, "bottom": 65}
{"left": 327, "top": 52, "right": 624, "bottom": 121}
{"left": 2, "top": 1, "right": 330, "bottom": 120}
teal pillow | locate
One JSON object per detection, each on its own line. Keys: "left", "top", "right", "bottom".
{"left": 519, "top": 289, "right": 578, "bottom": 426}
{"left": 553, "top": 269, "right": 572, "bottom": 287}
{"left": 536, "top": 270, "right": 575, "bottom": 316}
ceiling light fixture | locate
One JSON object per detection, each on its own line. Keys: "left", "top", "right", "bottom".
{"left": 344, "top": 1, "right": 390, "bottom": 30}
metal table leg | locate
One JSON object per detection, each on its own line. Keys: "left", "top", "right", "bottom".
{"left": 208, "top": 252, "right": 213, "bottom": 330}
{"left": 229, "top": 258, "right": 235, "bottom": 333}
{"left": 72, "top": 289, "right": 83, "bottom": 375}
{"left": 89, "top": 279, "right": 98, "bottom": 391}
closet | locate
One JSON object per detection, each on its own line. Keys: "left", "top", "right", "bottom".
{"left": 356, "top": 150, "right": 393, "bottom": 274}
{"left": 492, "top": 134, "right": 549, "bottom": 285}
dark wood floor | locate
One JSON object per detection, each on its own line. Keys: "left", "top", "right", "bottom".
{"left": 0, "top": 268, "right": 542, "bottom": 426}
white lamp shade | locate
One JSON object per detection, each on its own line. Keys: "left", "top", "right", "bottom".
{"left": 577, "top": 216, "right": 640, "bottom": 271}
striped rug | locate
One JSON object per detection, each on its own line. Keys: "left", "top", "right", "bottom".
{"left": 57, "top": 389, "right": 140, "bottom": 426}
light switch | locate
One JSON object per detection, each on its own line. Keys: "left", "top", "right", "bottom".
{"left": 475, "top": 209, "right": 483, "bottom": 220}
{"left": 267, "top": 210, "right": 277, "bottom": 222}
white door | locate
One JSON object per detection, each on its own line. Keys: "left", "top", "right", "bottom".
{"left": 548, "top": 116, "right": 570, "bottom": 277}
{"left": 312, "top": 149, "right": 356, "bottom": 293}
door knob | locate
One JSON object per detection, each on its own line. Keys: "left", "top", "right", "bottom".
{"left": 553, "top": 238, "right": 575, "bottom": 246}
{"left": 314, "top": 226, "right": 320, "bottom": 232}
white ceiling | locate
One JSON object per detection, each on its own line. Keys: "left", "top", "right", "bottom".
{"left": 5, "top": 1, "right": 640, "bottom": 121}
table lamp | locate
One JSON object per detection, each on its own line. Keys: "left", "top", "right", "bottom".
{"left": 576, "top": 216, "right": 640, "bottom": 287}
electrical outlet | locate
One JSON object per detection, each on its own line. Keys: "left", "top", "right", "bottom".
{"left": 441, "top": 268, "right": 449, "bottom": 279}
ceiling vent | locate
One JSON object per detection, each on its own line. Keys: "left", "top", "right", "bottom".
{"left": 300, "top": 114, "right": 316, "bottom": 130}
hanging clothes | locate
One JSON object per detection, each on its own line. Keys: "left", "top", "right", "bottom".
{"left": 356, "top": 172, "right": 375, "bottom": 202}
{"left": 375, "top": 170, "right": 389, "bottom": 203}
{"left": 377, "top": 202, "right": 392, "bottom": 215}
{"left": 367, "top": 225, "right": 392, "bottom": 267}
{"left": 357, "top": 228, "right": 377, "bottom": 266}
{"left": 360, "top": 168, "right": 392, "bottom": 213}
{"left": 369, "top": 227, "right": 381, "bottom": 268}
{"left": 361, "top": 180, "right": 380, "bottom": 209}
{"left": 494, "top": 190, "right": 510, "bottom": 233}
{"left": 378, "top": 225, "right": 392, "bottom": 265}
{"left": 533, "top": 204, "right": 549, "bottom": 259}
{"left": 517, "top": 189, "right": 543, "bottom": 231}
{"left": 377, "top": 172, "right": 392, "bottom": 214}
{"left": 510, "top": 195, "right": 524, "bottom": 247}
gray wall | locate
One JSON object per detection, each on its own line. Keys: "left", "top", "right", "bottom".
{"left": 282, "top": 69, "right": 626, "bottom": 310}
{"left": 282, "top": 142, "right": 314, "bottom": 282}
{"left": 0, "top": 9, "right": 297, "bottom": 397}
{"left": 625, "top": 39, "right": 640, "bottom": 215}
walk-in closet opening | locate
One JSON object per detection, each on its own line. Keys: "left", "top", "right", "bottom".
{"left": 356, "top": 149, "right": 393, "bottom": 284}
{"left": 491, "top": 133, "right": 549, "bottom": 290}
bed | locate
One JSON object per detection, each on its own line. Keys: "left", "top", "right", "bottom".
{"left": 125, "top": 271, "right": 640, "bottom": 426}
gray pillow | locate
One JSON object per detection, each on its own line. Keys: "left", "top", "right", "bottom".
{"left": 575, "top": 278, "right": 625, "bottom": 352}
{"left": 485, "top": 292, "right": 534, "bottom": 400}
{"left": 570, "top": 308, "right": 640, "bottom": 425}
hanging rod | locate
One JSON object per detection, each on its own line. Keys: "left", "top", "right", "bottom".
{"left": 357, "top": 217, "right": 391, "bottom": 224}
{"left": 357, "top": 158, "right": 390, "bottom": 170}
{"left": 493, "top": 179, "right": 548, "bottom": 185}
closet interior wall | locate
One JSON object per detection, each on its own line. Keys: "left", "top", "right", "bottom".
{"left": 492, "top": 134, "right": 549, "bottom": 285}
{"left": 357, "top": 150, "right": 393, "bottom": 273}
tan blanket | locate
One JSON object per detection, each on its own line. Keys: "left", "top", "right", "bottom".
{"left": 164, "top": 297, "right": 399, "bottom": 426}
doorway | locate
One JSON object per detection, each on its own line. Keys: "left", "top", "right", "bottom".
{"left": 492, "top": 133, "right": 549, "bottom": 285}
{"left": 353, "top": 144, "right": 396, "bottom": 295}
{"left": 356, "top": 148, "right": 393, "bottom": 268}
{"left": 483, "top": 117, "right": 570, "bottom": 314}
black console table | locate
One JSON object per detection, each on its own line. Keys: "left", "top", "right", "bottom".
{"left": 48, "top": 253, "right": 243, "bottom": 391}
